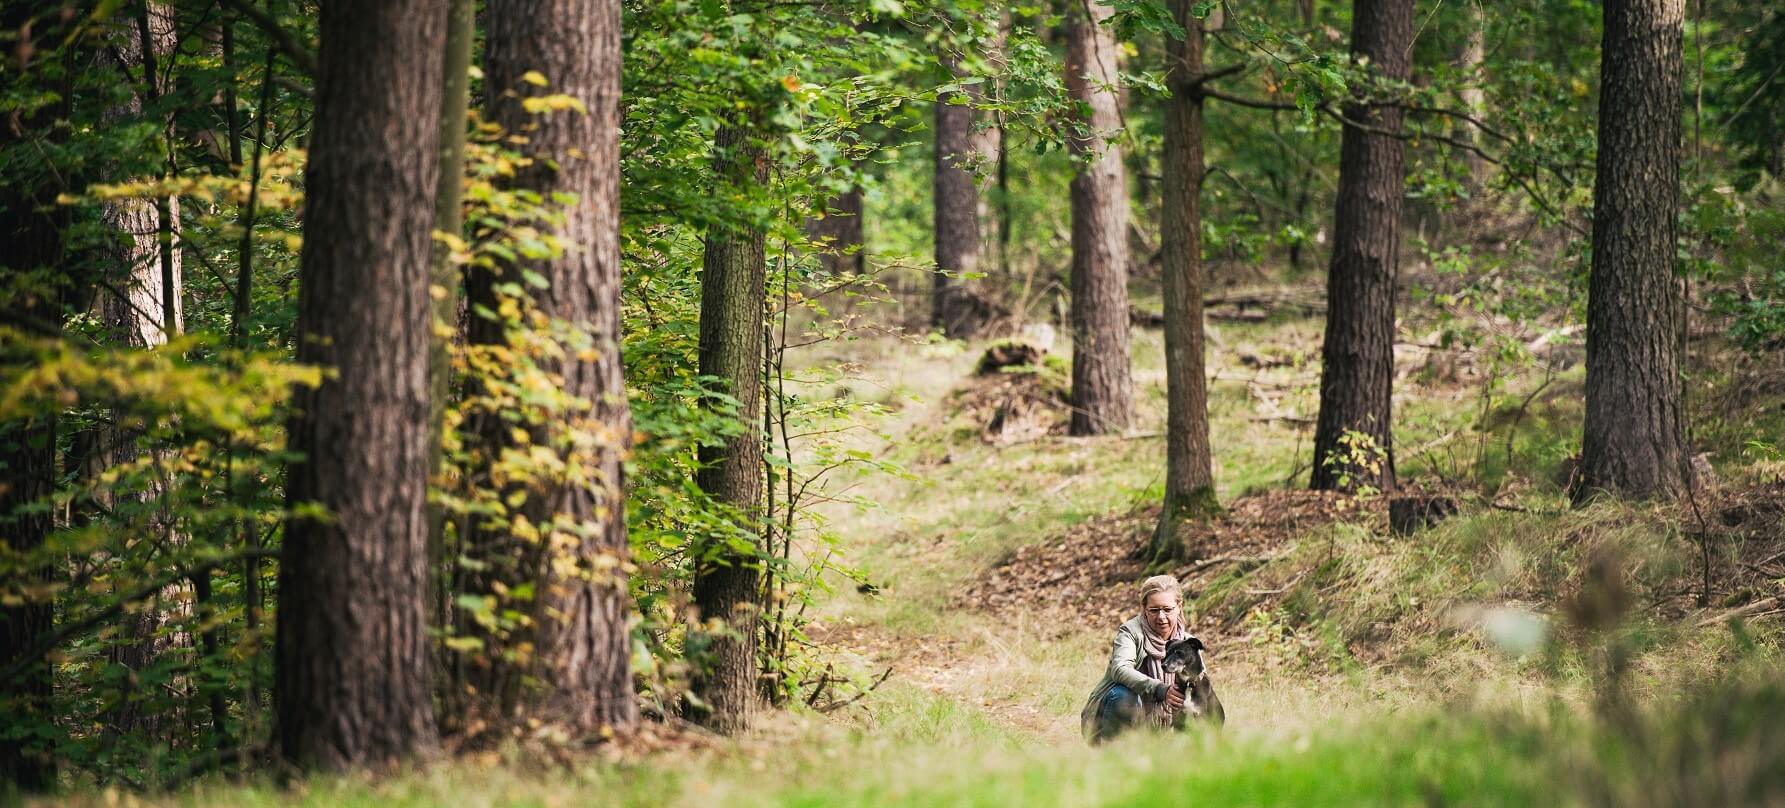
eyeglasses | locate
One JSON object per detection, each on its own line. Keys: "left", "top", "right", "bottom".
{"left": 1144, "top": 606, "right": 1178, "bottom": 617}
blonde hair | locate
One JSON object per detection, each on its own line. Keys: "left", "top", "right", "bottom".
{"left": 1139, "top": 574, "right": 1182, "bottom": 607}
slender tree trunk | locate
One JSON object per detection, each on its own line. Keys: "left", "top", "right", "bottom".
{"left": 458, "top": 0, "right": 636, "bottom": 736}
{"left": 232, "top": 36, "right": 277, "bottom": 734}
{"left": 1309, "top": 0, "right": 1412, "bottom": 492}
{"left": 276, "top": 0, "right": 447, "bottom": 772}
{"left": 1457, "top": 1, "right": 1488, "bottom": 191}
{"left": 976, "top": 15, "right": 1007, "bottom": 267}
{"left": 691, "top": 124, "right": 769, "bottom": 735}
{"left": 933, "top": 50, "right": 987, "bottom": 338}
{"left": 1576, "top": 0, "right": 1688, "bottom": 502}
{"left": 429, "top": 0, "right": 474, "bottom": 700}
{"left": 1065, "top": 0, "right": 1133, "bottom": 436}
{"left": 1151, "top": 0, "right": 1217, "bottom": 563}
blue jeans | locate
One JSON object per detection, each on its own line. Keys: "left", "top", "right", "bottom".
{"left": 1089, "top": 683, "right": 1150, "bottom": 744}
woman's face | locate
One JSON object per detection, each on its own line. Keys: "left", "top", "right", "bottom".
{"left": 1143, "top": 590, "right": 1180, "bottom": 635}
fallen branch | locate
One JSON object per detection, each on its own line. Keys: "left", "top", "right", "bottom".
{"left": 1698, "top": 596, "right": 1783, "bottom": 628}
{"left": 1181, "top": 554, "right": 1280, "bottom": 577}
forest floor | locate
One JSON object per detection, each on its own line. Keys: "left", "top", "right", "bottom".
{"left": 62, "top": 279, "right": 1785, "bottom": 807}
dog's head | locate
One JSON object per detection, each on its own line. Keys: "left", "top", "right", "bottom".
{"left": 1161, "top": 637, "right": 1207, "bottom": 679}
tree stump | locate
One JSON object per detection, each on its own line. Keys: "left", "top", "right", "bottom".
{"left": 1389, "top": 494, "right": 1458, "bottom": 536}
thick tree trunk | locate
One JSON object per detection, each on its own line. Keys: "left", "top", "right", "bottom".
{"left": 1151, "top": 0, "right": 1217, "bottom": 563}
{"left": 1576, "top": 0, "right": 1688, "bottom": 502}
{"left": 1065, "top": 0, "right": 1133, "bottom": 436}
{"left": 1309, "top": 0, "right": 1412, "bottom": 492}
{"left": 0, "top": 19, "right": 71, "bottom": 785}
{"left": 90, "top": 0, "right": 195, "bottom": 741}
{"left": 276, "top": 0, "right": 446, "bottom": 772}
{"left": 933, "top": 51, "right": 988, "bottom": 338}
{"left": 691, "top": 124, "right": 769, "bottom": 735}
{"left": 0, "top": 280, "right": 60, "bottom": 796}
{"left": 458, "top": 0, "right": 636, "bottom": 737}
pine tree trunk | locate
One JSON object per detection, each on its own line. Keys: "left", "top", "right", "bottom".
{"left": 1066, "top": 0, "right": 1133, "bottom": 436}
{"left": 88, "top": 1, "right": 195, "bottom": 741}
{"left": 0, "top": 15, "right": 71, "bottom": 784}
{"left": 457, "top": 0, "right": 637, "bottom": 737}
{"left": 933, "top": 50, "right": 987, "bottom": 338}
{"left": 1310, "top": 0, "right": 1412, "bottom": 492}
{"left": 1577, "top": 0, "right": 1688, "bottom": 502}
{"left": 1151, "top": 0, "right": 1217, "bottom": 563}
{"left": 276, "top": 0, "right": 447, "bottom": 772}
{"left": 692, "top": 124, "right": 769, "bottom": 735}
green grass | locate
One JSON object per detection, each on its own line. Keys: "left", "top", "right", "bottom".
{"left": 72, "top": 676, "right": 1785, "bottom": 808}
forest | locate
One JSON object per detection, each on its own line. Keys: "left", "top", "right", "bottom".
{"left": 1, "top": 0, "right": 1782, "bottom": 803}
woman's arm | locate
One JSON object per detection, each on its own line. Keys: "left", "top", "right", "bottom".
{"left": 1107, "top": 629, "right": 1167, "bottom": 699}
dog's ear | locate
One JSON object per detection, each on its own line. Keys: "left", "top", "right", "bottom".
{"left": 1188, "top": 637, "right": 1207, "bottom": 653}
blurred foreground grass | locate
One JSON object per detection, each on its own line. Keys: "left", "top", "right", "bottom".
{"left": 53, "top": 656, "right": 1783, "bottom": 807}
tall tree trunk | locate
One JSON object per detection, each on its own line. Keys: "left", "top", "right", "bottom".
{"left": 429, "top": 0, "right": 474, "bottom": 701}
{"left": 276, "top": 0, "right": 447, "bottom": 772}
{"left": 90, "top": 4, "right": 184, "bottom": 738}
{"left": 1456, "top": 1, "right": 1488, "bottom": 191}
{"left": 691, "top": 124, "right": 768, "bottom": 735}
{"left": 458, "top": 0, "right": 636, "bottom": 737}
{"left": 0, "top": 411, "right": 57, "bottom": 795}
{"left": 976, "top": 15, "right": 1007, "bottom": 269}
{"left": 1309, "top": 0, "right": 1412, "bottom": 492}
{"left": 1576, "top": 0, "right": 1688, "bottom": 502}
{"left": 1065, "top": 0, "right": 1133, "bottom": 436}
{"left": 0, "top": 224, "right": 62, "bottom": 797}
{"left": 933, "top": 50, "right": 987, "bottom": 338}
{"left": 0, "top": 11, "right": 73, "bottom": 786}
{"left": 1151, "top": 0, "right": 1217, "bottom": 564}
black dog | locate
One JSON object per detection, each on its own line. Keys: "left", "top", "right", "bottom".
{"left": 1161, "top": 636, "right": 1226, "bottom": 726}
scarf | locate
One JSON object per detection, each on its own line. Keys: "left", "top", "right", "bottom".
{"left": 1137, "top": 615, "right": 1186, "bottom": 725}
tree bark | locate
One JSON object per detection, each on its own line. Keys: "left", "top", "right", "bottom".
{"left": 458, "top": 0, "right": 637, "bottom": 737}
{"left": 691, "top": 124, "right": 769, "bottom": 735}
{"left": 89, "top": 2, "right": 185, "bottom": 739}
{"left": 1456, "top": 1, "right": 1488, "bottom": 191}
{"left": 1151, "top": 0, "right": 1217, "bottom": 563}
{"left": 933, "top": 50, "right": 988, "bottom": 338}
{"left": 1065, "top": 0, "right": 1133, "bottom": 436}
{"left": 1576, "top": 0, "right": 1688, "bottom": 502}
{"left": 0, "top": 11, "right": 73, "bottom": 787}
{"left": 1309, "top": 0, "right": 1412, "bottom": 492}
{"left": 0, "top": 220, "right": 62, "bottom": 797}
{"left": 429, "top": 0, "right": 473, "bottom": 701}
{"left": 276, "top": 0, "right": 446, "bottom": 772}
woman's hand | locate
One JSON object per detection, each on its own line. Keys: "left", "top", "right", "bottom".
{"left": 1165, "top": 684, "right": 1186, "bottom": 713}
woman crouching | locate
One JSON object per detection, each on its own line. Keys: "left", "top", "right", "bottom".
{"left": 1080, "top": 574, "right": 1210, "bottom": 744}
